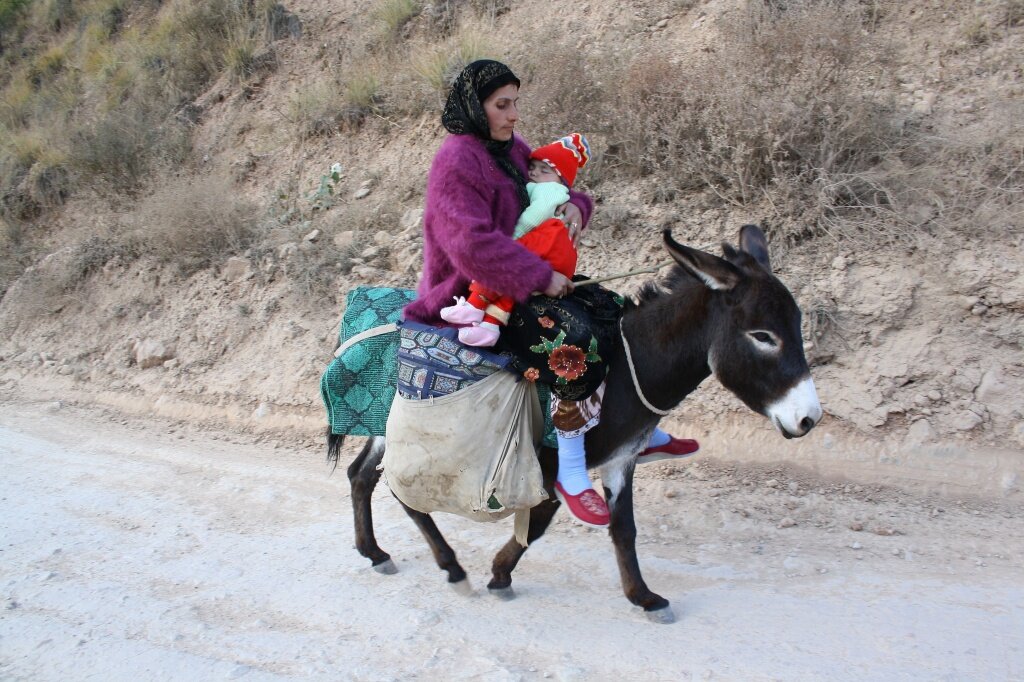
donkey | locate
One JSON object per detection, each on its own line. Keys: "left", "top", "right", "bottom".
{"left": 329, "top": 225, "right": 822, "bottom": 623}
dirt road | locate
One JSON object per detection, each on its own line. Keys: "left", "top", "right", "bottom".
{"left": 1, "top": 399, "right": 1021, "bottom": 681}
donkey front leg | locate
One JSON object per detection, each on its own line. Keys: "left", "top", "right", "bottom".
{"left": 487, "top": 496, "right": 562, "bottom": 599}
{"left": 487, "top": 445, "right": 561, "bottom": 599}
{"left": 600, "top": 455, "right": 675, "bottom": 624}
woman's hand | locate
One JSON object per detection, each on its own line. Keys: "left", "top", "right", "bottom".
{"left": 557, "top": 202, "right": 584, "bottom": 245}
{"left": 543, "top": 271, "right": 574, "bottom": 298}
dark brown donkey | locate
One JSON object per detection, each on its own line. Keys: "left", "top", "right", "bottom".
{"left": 329, "top": 225, "right": 822, "bottom": 623}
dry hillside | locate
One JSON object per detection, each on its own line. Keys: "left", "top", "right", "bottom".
{"left": 0, "top": 0, "right": 1021, "bottom": 497}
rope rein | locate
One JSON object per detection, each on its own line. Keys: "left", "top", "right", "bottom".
{"left": 573, "top": 261, "right": 675, "bottom": 287}
{"left": 618, "top": 318, "right": 671, "bottom": 416}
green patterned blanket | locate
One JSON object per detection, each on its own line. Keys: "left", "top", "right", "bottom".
{"left": 320, "top": 287, "right": 416, "bottom": 437}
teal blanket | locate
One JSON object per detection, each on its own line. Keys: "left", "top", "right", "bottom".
{"left": 320, "top": 287, "right": 415, "bottom": 437}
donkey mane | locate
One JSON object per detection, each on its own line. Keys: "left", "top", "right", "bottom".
{"left": 624, "top": 264, "right": 693, "bottom": 310}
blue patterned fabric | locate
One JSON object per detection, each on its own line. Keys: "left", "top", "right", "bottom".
{"left": 396, "top": 321, "right": 509, "bottom": 399}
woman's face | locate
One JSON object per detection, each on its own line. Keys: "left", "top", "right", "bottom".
{"left": 483, "top": 84, "right": 519, "bottom": 141}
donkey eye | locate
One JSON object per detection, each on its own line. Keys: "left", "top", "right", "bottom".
{"left": 748, "top": 331, "right": 779, "bottom": 350}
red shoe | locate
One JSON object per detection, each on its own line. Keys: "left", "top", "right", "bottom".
{"left": 554, "top": 482, "right": 610, "bottom": 528}
{"left": 638, "top": 436, "right": 700, "bottom": 464}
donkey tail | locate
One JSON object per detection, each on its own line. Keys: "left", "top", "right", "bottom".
{"left": 326, "top": 428, "right": 345, "bottom": 472}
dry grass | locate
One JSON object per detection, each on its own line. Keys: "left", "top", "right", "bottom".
{"left": 375, "top": 0, "right": 420, "bottom": 38}
{"left": 340, "top": 71, "right": 382, "bottom": 129}
{"left": 0, "top": 130, "right": 70, "bottom": 221}
{"left": 0, "top": 0, "right": 276, "bottom": 211}
{"left": 131, "top": 174, "right": 262, "bottom": 275}
{"left": 287, "top": 79, "right": 344, "bottom": 139}
{"left": 387, "top": 30, "right": 493, "bottom": 116}
{"left": 69, "top": 103, "right": 190, "bottom": 193}
{"left": 551, "top": 0, "right": 908, "bottom": 245}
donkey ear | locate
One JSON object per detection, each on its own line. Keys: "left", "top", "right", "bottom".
{"left": 663, "top": 230, "right": 742, "bottom": 291}
{"left": 739, "top": 224, "right": 771, "bottom": 270}
{"left": 721, "top": 242, "right": 741, "bottom": 262}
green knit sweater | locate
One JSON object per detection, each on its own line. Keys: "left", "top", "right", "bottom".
{"left": 513, "top": 182, "right": 570, "bottom": 239}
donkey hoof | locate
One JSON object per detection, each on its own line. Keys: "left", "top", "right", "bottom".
{"left": 488, "top": 586, "right": 516, "bottom": 601}
{"left": 449, "top": 577, "right": 474, "bottom": 597}
{"left": 644, "top": 604, "right": 677, "bottom": 624}
{"left": 372, "top": 559, "right": 398, "bottom": 575}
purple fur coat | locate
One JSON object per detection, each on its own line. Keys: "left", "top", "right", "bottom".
{"left": 403, "top": 133, "right": 593, "bottom": 325}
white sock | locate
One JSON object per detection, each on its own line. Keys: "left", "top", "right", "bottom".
{"left": 647, "top": 427, "right": 671, "bottom": 448}
{"left": 556, "top": 434, "right": 593, "bottom": 495}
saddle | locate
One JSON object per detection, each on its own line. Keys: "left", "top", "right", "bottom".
{"left": 320, "top": 286, "right": 556, "bottom": 445}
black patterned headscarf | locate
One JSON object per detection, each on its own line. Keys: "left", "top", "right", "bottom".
{"left": 442, "top": 60, "right": 529, "bottom": 211}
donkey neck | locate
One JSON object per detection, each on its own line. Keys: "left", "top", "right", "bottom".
{"left": 622, "top": 281, "right": 715, "bottom": 412}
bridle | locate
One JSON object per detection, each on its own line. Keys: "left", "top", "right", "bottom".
{"left": 619, "top": 318, "right": 672, "bottom": 416}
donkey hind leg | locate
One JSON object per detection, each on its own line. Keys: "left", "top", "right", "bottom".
{"left": 486, "top": 496, "right": 561, "bottom": 600}
{"left": 600, "top": 452, "right": 676, "bottom": 624}
{"left": 397, "top": 502, "right": 471, "bottom": 593}
{"left": 346, "top": 436, "right": 397, "bottom": 574}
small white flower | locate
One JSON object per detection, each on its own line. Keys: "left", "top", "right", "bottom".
{"left": 330, "top": 163, "right": 342, "bottom": 175}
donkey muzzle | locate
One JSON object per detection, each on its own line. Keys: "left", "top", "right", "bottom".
{"left": 767, "top": 376, "right": 823, "bottom": 439}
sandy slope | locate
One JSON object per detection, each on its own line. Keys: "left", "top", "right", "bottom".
{"left": 1, "top": 398, "right": 1022, "bottom": 682}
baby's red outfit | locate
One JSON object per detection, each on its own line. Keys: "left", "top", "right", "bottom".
{"left": 467, "top": 217, "right": 577, "bottom": 324}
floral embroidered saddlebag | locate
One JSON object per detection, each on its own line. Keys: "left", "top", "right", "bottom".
{"left": 495, "top": 279, "right": 624, "bottom": 402}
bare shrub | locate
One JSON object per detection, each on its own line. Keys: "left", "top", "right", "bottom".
{"left": 595, "top": 1, "right": 904, "bottom": 244}
{"left": 285, "top": 242, "right": 347, "bottom": 301}
{"left": 420, "top": 0, "right": 509, "bottom": 35}
{"left": 518, "top": 44, "right": 607, "bottom": 142}
{"left": 66, "top": 233, "right": 140, "bottom": 287}
{"left": 921, "top": 100, "right": 1023, "bottom": 238}
{"left": 625, "top": 3, "right": 894, "bottom": 192}
{"left": 1005, "top": 0, "right": 1024, "bottom": 27}
{"left": 0, "top": 215, "right": 31, "bottom": 298}
{"left": 69, "top": 102, "right": 189, "bottom": 192}
{"left": 133, "top": 174, "right": 262, "bottom": 275}
{"left": 287, "top": 79, "right": 344, "bottom": 139}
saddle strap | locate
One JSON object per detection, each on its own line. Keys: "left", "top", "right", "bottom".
{"left": 334, "top": 323, "right": 399, "bottom": 358}
{"left": 514, "top": 508, "right": 531, "bottom": 548}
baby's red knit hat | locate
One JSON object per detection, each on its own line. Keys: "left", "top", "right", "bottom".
{"left": 529, "top": 133, "right": 591, "bottom": 187}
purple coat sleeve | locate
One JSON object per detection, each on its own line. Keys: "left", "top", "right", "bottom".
{"left": 431, "top": 152, "right": 553, "bottom": 301}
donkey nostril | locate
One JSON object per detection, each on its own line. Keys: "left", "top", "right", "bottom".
{"left": 800, "top": 416, "right": 815, "bottom": 433}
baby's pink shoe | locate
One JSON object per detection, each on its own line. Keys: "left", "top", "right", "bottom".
{"left": 458, "top": 323, "right": 500, "bottom": 347}
{"left": 440, "top": 297, "right": 485, "bottom": 325}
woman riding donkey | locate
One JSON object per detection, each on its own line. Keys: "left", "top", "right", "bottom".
{"left": 402, "top": 60, "right": 699, "bottom": 528}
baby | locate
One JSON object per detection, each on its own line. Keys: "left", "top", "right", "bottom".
{"left": 440, "top": 133, "right": 590, "bottom": 347}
